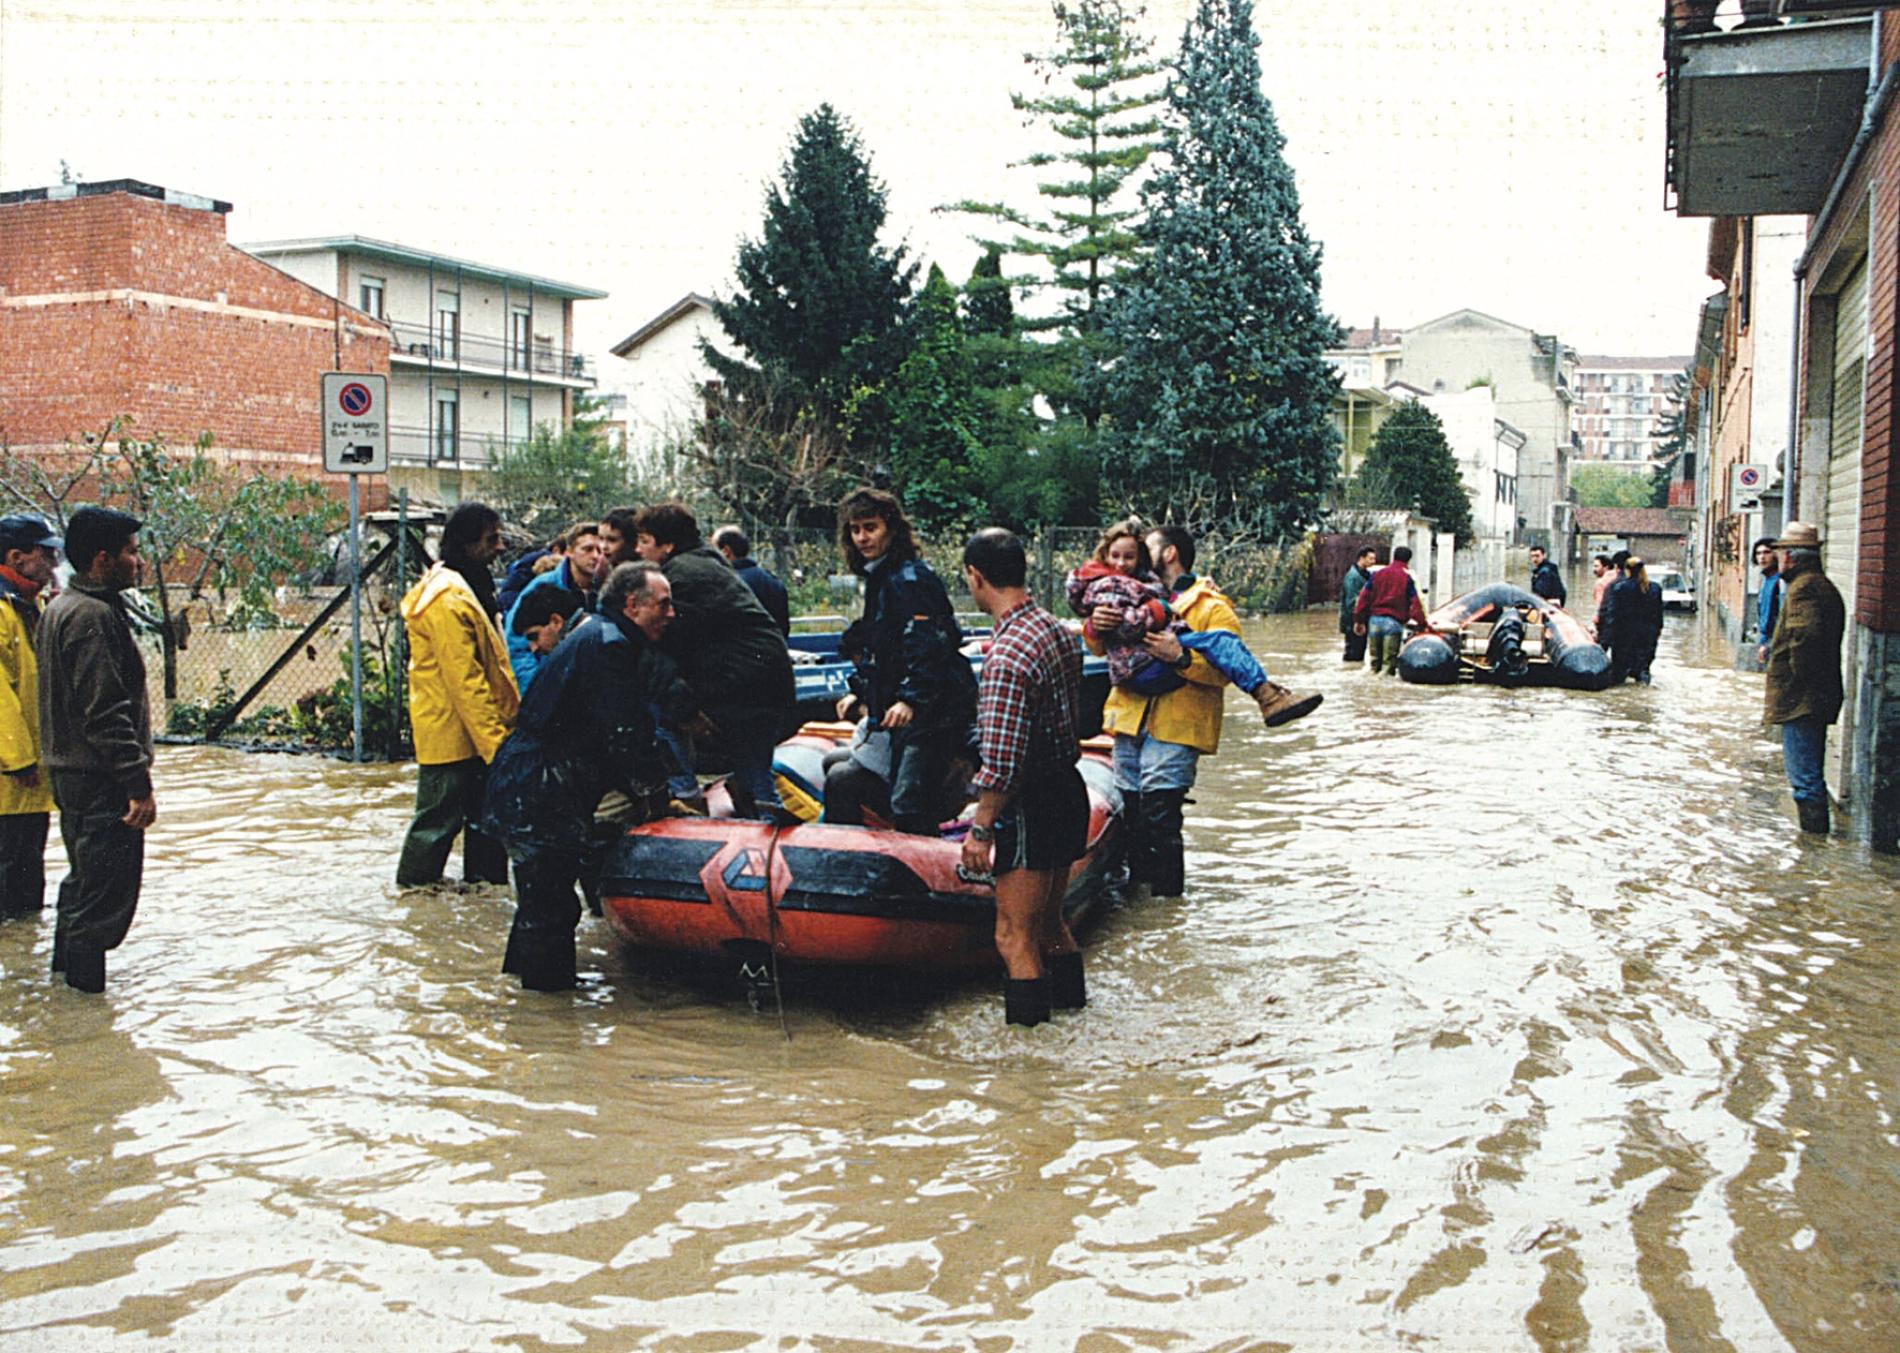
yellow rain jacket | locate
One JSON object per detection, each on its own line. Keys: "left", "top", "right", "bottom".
{"left": 400, "top": 563, "right": 518, "bottom": 766}
{"left": 1091, "top": 575, "right": 1240, "bottom": 756}
{"left": 0, "top": 580, "right": 53, "bottom": 816}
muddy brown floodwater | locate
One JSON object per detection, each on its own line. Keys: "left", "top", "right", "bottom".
{"left": 3, "top": 608, "right": 1898, "bottom": 1350}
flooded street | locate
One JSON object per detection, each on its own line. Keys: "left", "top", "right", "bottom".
{"left": 3, "top": 608, "right": 1898, "bottom": 1350}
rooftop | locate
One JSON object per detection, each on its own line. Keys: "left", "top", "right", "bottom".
{"left": 0, "top": 177, "right": 231, "bottom": 214}
{"left": 610, "top": 292, "right": 716, "bottom": 356}
{"left": 1576, "top": 355, "right": 1693, "bottom": 371}
{"left": 240, "top": 235, "right": 606, "bottom": 300}
{"left": 1573, "top": 507, "right": 1694, "bottom": 535}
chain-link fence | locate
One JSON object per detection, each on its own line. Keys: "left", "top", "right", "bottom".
{"left": 756, "top": 524, "right": 1311, "bottom": 624}
{"left": 151, "top": 513, "right": 425, "bottom": 759}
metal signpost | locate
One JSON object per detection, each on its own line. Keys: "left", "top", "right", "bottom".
{"left": 321, "top": 373, "right": 389, "bottom": 762}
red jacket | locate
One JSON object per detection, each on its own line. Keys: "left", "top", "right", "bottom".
{"left": 1353, "top": 564, "right": 1429, "bottom": 629}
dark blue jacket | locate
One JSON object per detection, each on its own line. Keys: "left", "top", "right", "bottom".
{"left": 1529, "top": 559, "right": 1566, "bottom": 606}
{"left": 1598, "top": 576, "right": 1663, "bottom": 668}
{"left": 498, "top": 547, "right": 553, "bottom": 614}
{"left": 481, "top": 612, "right": 696, "bottom": 856}
{"left": 731, "top": 557, "right": 790, "bottom": 636}
{"left": 859, "top": 554, "right": 976, "bottom": 732}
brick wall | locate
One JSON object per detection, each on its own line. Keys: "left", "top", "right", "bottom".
{"left": 0, "top": 190, "right": 390, "bottom": 503}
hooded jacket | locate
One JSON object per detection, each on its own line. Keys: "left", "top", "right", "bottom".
{"left": 858, "top": 553, "right": 976, "bottom": 732}
{"left": 400, "top": 562, "right": 519, "bottom": 765}
{"left": 1091, "top": 574, "right": 1237, "bottom": 755}
{"left": 0, "top": 572, "right": 53, "bottom": 816}
{"left": 503, "top": 557, "right": 592, "bottom": 694}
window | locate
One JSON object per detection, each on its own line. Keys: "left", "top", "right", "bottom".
{"left": 435, "top": 290, "right": 460, "bottom": 361}
{"left": 510, "top": 308, "right": 531, "bottom": 371}
{"left": 509, "top": 395, "right": 531, "bottom": 448}
{"left": 435, "top": 389, "right": 459, "bottom": 463}
{"left": 359, "top": 275, "right": 385, "bottom": 319}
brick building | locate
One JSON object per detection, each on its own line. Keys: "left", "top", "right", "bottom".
{"left": 0, "top": 179, "right": 389, "bottom": 495}
{"left": 1664, "top": 3, "right": 1900, "bottom": 850}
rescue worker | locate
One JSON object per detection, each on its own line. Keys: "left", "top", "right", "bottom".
{"left": 395, "top": 502, "right": 518, "bottom": 889}
{"left": 0, "top": 515, "right": 62, "bottom": 920}
{"left": 482, "top": 563, "right": 698, "bottom": 990}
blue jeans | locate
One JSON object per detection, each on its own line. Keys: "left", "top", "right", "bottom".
{"left": 654, "top": 719, "right": 699, "bottom": 798}
{"left": 1112, "top": 730, "right": 1201, "bottom": 794}
{"left": 1780, "top": 717, "right": 1828, "bottom": 804}
{"left": 1181, "top": 630, "right": 1267, "bottom": 694}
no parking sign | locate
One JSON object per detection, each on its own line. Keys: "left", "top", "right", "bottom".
{"left": 321, "top": 373, "right": 388, "bottom": 474}
{"left": 1729, "top": 462, "right": 1767, "bottom": 512}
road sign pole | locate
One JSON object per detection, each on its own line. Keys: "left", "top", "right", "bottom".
{"left": 349, "top": 473, "right": 364, "bottom": 763}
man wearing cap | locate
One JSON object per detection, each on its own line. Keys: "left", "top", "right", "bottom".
{"left": 0, "top": 515, "right": 62, "bottom": 920}
{"left": 38, "top": 506, "right": 155, "bottom": 992}
{"left": 1762, "top": 522, "right": 1845, "bottom": 836}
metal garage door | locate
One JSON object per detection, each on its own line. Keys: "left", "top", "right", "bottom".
{"left": 1823, "top": 257, "right": 1866, "bottom": 796}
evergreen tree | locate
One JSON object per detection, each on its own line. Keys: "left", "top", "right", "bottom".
{"left": 1355, "top": 402, "right": 1476, "bottom": 544}
{"left": 847, "top": 265, "right": 984, "bottom": 531}
{"left": 1099, "top": 0, "right": 1341, "bottom": 537}
{"left": 947, "top": 0, "right": 1164, "bottom": 428}
{"left": 706, "top": 105, "right": 917, "bottom": 427}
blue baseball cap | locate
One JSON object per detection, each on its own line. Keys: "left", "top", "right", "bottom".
{"left": 0, "top": 515, "right": 63, "bottom": 554}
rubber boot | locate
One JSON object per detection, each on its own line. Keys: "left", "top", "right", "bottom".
{"left": 518, "top": 935, "right": 577, "bottom": 992}
{"left": 64, "top": 947, "right": 105, "bottom": 994}
{"left": 51, "top": 930, "right": 66, "bottom": 975}
{"left": 500, "top": 914, "right": 525, "bottom": 976}
{"left": 1005, "top": 976, "right": 1050, "bottom": 1027}
{"left": 1382, "top": 632, "right": 1404, "bottom": 675}
{"left": 1142, "top": 789, "right": 1187, "bottom": 897}
{"left": 1046, "top": 951, "right": 1086, "bottom": 1011}
{"left": 1118, "top": 790, "right": 1146, "bottom": 887}
{"left": 1254, "top": 681, "right": 1323, "bottom": 728}
{"left": 1797, "top": 797, "right": 1831, "bottom": 836}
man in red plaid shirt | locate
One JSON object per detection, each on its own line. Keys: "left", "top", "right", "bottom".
{"left": 960, "top": 528, "right": 1089, "bottom": 1028}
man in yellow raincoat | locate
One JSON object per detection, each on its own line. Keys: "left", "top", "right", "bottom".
{"left": 0, "top": 515, "right": 61, "bottom": 918}
{"left": 395, "top": 503, "right": 519, "bottom": 888}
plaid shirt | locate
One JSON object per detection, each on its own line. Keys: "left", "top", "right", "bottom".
{"left": 973, "top": 598, "right": 1084, "bottom": 796}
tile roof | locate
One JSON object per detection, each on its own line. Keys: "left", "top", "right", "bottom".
{"left": 1573, "top": 507, "right": 1694, "bottom": 535}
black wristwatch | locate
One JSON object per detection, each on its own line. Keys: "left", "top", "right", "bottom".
{"left": 969, "top": 823, "right": 995, "bottom": 842}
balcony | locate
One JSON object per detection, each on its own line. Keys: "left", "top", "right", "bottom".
{"left": 386, "top": 321, "right": 597, "bottom": 385}
{"left": 1664, "top": 3, "right": 1880, "bottom": 216}
{"left": 388, "top": 425, "right": 534, "bottom": 469}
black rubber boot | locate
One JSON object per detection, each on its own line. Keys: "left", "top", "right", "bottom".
{"left": 1142, "top": 789, "right": 1187, "bottom": 897}
{"left": 1005, "top": 977, "right": 1050, "bottom": 1027}
{"left": 500, "top": 915, "right": 525, "bottom": 976}
{"left": 1046, "top": 952, "right": 1086, "bottom": 1011}
{"left": 64, "top": 947, "right": 105, "bottom": 994}
{"left": 1797, "top": 797, "right": 1831, "bottom": 836}
{"left": 1119, "top": 791, "right": 1146, "bottom": 886}
{"left": 518, "top": 937, "right": 577, "bottom": 993}
{"left": 50, "top": 930, "right": 66, "bottom": 975}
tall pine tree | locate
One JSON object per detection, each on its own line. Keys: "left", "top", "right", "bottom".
{"left": 1355, "top": 402, "right": 1476, "bottom": 544}
{"left": 1100, "top": 0, "right": 1341, "bottom": 538}
{"left": 947, "top": 0, "right": 1164, "bottom": 429}
{"left": 706, "top": 105, "right": 917, "bottom": 428}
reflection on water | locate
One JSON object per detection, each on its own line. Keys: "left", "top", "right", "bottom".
{"left": 3, "top": 611, "right": 1897, "bottom": 1347}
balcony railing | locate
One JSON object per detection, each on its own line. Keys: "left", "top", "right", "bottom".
{"left": 389, "top": 425, "right": 537, "bottom": 469}
{"left": 386, "top": 320, "right": 597, "bottom": 384}
{"left": 1664, "top": 2, "right": 1883, "bottom": 216}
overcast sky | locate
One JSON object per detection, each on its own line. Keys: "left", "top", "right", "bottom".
{"left": 0, "top": 0, "right": 1715, "bottom": 368}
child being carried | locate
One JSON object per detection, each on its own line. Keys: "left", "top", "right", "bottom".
{"left": 1066, "top": 521, "right": 1321, "bottom": 727}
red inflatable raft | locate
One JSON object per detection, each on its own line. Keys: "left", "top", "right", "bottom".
{"left": 597, "top": 727, "right": 1125, "bottom": 973}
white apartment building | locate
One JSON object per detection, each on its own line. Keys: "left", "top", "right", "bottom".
{"left": 1574, "top": 356, "right": 1690, "bottom": 464}
{"left": 242, "top": 235, "right": 604, "bottom": 501}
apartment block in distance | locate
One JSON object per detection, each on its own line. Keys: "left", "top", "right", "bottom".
{"left": 1574, "top": 356, "right": 1690, "bottom": 464}
{"left": 0, "top": 179, "right": 389, "bottom": 488}
{"left": 243, "top": 236, "right": 604, "bottom": 502}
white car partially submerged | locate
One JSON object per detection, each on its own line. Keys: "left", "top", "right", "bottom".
{"left": 1651, "top": 564, "right": 1695, "bottom": 611}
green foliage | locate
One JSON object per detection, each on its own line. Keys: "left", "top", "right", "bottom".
{"left": 706, "top": 104, "right": 917, "bottom": 430}
{"left": 485, "top": 410, "right": 657, "bottom": 542}
{"left": 1649, "top": 397, "right": 1689, "bottom": 508}
{"left": 1099, "top": 0, "right": 1341, "bottom": 539}
{"left": 1352, "top": 402, "right": 1476, "bottom": 544}
{"left": 847, "top": 265, "right": 985, "bottom": 532}
{"left": 1571, "top": 461, "right": 1658, "bottom": 511}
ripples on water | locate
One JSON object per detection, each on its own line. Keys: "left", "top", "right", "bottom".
{"left": 2, "top": 612, "right": 1896, "bottom": 1349}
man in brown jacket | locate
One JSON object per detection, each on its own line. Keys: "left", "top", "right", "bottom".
{"left": 1762, "top": 521, "right": 1845, "bottom": 836}
{"left": 38, "top": 506, "right": 155, "bottom": 992}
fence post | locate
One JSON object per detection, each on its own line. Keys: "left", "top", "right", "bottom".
{"left": 394, "top": 489, "right": 410, "bottom": 759}
{"left": 1036, "top": 530, "right": 1055, "bottom": 604}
